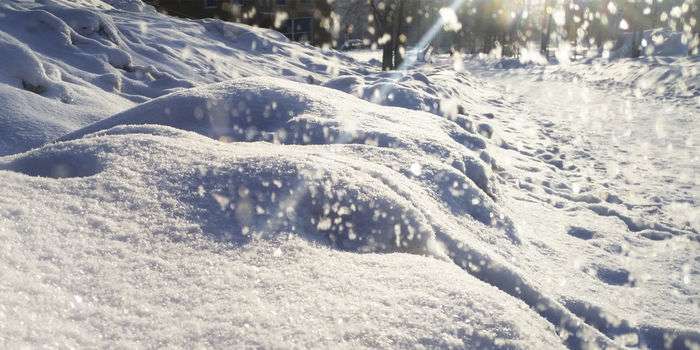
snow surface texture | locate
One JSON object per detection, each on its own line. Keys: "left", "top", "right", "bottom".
{"left": 2, "top": 77, "right": 572, "bottom": 347}
{"left": 443, "top": 55, "right": 699, "bottom": 347}
{"left": 463, "top": 29, "right": 699, "bottom": 103}
{"left": 0, "top": 0, "right": 369, "bottom": 156}
{"left": 1, "top": 0, "right": 699, "bottom": 349}
{"left": 0, "top": 125, "right": 566, "bottom": 349}
{"left": 469, "top": 58, "right": 699, "bottom": 107}
{"left": 533, "top": 56, "right": 699, "bottom": 103}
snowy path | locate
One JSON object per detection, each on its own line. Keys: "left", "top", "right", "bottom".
{"left": 470, "top": 65, "right": 699, "bottom": 234}
{"left": 441, "top": 62, "right": 700, "bottom": 347}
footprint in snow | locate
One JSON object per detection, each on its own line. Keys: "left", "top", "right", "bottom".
{"left": 596, "top": 267, "right": 636, "bottom": 287}
{"left": 567, "top": 226, "right": 595, "bottom": 240}
{"left": 639, "top": 229, "right": 673, "bottom": 241}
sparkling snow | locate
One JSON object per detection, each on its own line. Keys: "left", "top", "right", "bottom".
{"left": 0, "top": 0, "right": 698, "bottom": 348}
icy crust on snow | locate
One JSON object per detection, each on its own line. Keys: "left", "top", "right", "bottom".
{"left": 0, "top": 126, "right": 566, "bottom": 349}
{"left": 0, "top": 0, "right": 371, "bottom": 156}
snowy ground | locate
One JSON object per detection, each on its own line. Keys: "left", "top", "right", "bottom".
{"left": 457, "top": 57, "right": 699, "bottom": 231}
{"left": 455, "top": 57, "right": 700, "bottom": 344}
{"left": 0, "top": 0, "right": 698, "bottom": 349}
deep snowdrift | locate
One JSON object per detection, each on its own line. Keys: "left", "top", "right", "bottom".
{"left": 0, "top": 122, "right": 568, "bottom": 348}
{"left": 0, "top": 0, "right": 369, "bottom": 156}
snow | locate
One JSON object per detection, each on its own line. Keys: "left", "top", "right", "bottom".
{"left": 0, "top": 0, "right": 369, "bottom": 156}
{"left": 1, "top": 0, "right": 699, "bottom": 348}
{"left": 464, "top": 31, "right": 699, "bottom": 102}
{"left": 321, "top": 70, "right": 493, "bottom": 117}
{"left": 452, "top": 56, "right": 699, "bottom": 345}
{"left": 0, "top": 126, "right": 570, "bottom": 349}
{"left": 59, "top": 76, "right": 510, "bottom": 250}
{"left": 528, "top": 56, "right": 700, "bottom": 102}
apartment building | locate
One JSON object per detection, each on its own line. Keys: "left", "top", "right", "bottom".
{"left": 145, "top": 0, "right": 324, "bottom": 44}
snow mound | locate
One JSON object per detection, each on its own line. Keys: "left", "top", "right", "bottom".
{"left": 322, "top": 69, "right": 494, "bottom": 118}
{"left": 323, "top": 72, "right": 445, "bottom": 114}
{"left": 0, "top": 0, "right": 371, "bottom": 156}
{"left": 59, "top": 77, "right": 498, "bottom": 195}
{"left": 467, "top": 54, "right": 699, "bottom": 101}
{"left": 3, "top": 0, "right": 697, "bottom": 347}
{"left": 0, "top": 144, "right": 102, "bottom": 179}
{"left": 54, "top": 78, "right": 646, "bottom": 348}
{"left": 0, "top": 126, "right": 572, "bottom": 348}
{"left": 57, "top": 78, "right": 519, "bottom": 252}
{"left": 548, "top": 56, "right": 700, "bottom": 99}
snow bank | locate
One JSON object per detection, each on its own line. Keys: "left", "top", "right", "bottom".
{"left": 321, "top": 67, "right": 506, "bottom": 124}
{"left": 0, "top": 123, "right": 571, "bottom": 348}
{"left": 323, "top": 71, "right": 452, "bottom": 115}
{"left": 559, "top": 29, "right": 698, "bottom": 98}
{"left": 555, "top": 56, "right": 700, "bottom": 100}
{"left": 0, "top": 0, "right": 371, "bottom": 156}
{"left": 2, "top": 0, "right": 698, "bottom": 347}
{"left": 463, "top": 54, "right": 699, "bottom": 101}
{"left": 34, "top": 74, "right": 669, "bottom": 348}
{"left": 458, "top": 27, "right": 698, "bottom": 100}
{"left": 61, "top": 77, "right": 503, "bottom": 222}
{"left": 4, "top": 68, "right": 628, "bottom": 347}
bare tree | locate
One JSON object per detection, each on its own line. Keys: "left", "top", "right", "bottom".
{"left": 314, "top": 0, "right": 335, "bottom": 47}
{"left": 540, "top": 0, "right": 553, "bottom": 56}
{"left": 369, "top": 0, "right": 407, "bottom": 70}
{"left": 392, "top": 0, "right": 406, "bottom": 67}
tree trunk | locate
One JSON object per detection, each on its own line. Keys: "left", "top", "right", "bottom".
{"left": 392, "top": 0, "right": 405, "bottom": 68}
{"left": 540, "top": 0, "right": 552, "bottom": 56}
{"left": 382, "top": 41, "right": 394, "bottom": 70}
{"left": 631, "top": 29, "right": 643, "bottom": 58}
{"left": 313, "top": 0, "right": 334, "bottom": 47}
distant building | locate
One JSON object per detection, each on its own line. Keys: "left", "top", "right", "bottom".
{"left": 252, "top": 0, "right": 317, "bottom": 42}
{"left": 145, "top": 0, "right": 329, "bottom": 45}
